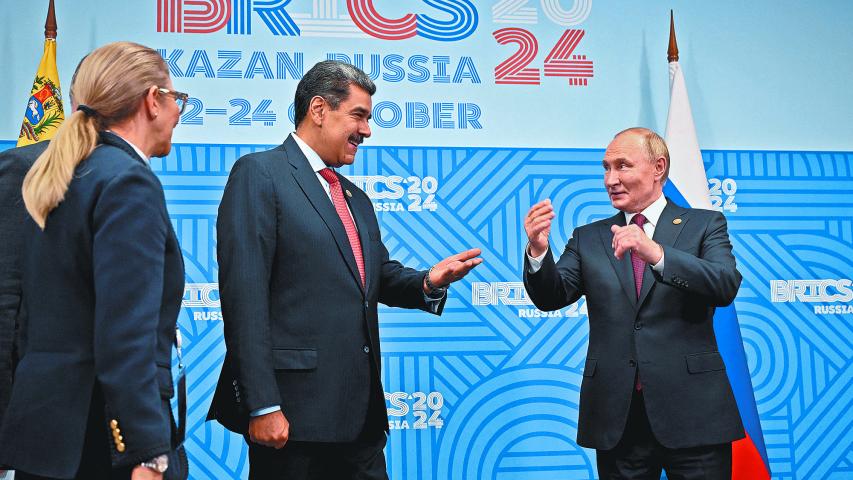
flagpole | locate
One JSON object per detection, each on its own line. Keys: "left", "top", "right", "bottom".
{"left": 667, "top": 10, "right": 678, "bottom": 63}
{"left": 664, "top": 12, "right": 771, "bottom": 479}
{"left": 45, "top": 0, "right": 57, "bottom": 40}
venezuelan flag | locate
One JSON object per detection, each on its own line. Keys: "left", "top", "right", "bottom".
{"left": 17, "top": 1, "right": 64, "bottom": 147}
{"left": 663, "top": 14, "right": 771, "bottom": 479}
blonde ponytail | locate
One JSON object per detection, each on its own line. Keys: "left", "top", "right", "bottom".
{"left": 22, "top": 110, "right": 99, "bottom": 228}
{"left": 19, "top": 41, "right": 169, "bottom": 229}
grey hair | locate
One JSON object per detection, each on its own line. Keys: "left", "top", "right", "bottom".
{"left": 294, "top": 60, "right": 376, "bottom": 126}
{"left": 614, "top": 127, "right": 671, "bottom": 183}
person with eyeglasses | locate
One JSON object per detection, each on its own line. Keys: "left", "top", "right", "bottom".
{"left": 0, "top": 41, "right": 188, "bottom": 480}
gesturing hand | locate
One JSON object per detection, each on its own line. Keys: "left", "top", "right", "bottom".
{"left": 248, "top": 410, "right": 290, "bottom": 449}
{"left": 425, "top": 248, "right": 483, "bottom": 291}
{"left": 524, "top": 199, "right": 554, "bottom": 258}
{"left": 610, "top": 224, "right": 663, "bottom": 264}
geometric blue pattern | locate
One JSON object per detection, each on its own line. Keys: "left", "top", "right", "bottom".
{"left": 2, "top": 140, "right": 851, "bottom": 479}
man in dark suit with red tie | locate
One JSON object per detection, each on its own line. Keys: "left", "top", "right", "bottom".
{"left": 207, "top": 60, "right": 482, "bottom": 479}
{"left": 523, "top": 128, "right": 744, "bottom": 479}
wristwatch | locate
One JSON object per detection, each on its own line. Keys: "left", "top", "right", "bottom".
{"left": 140, "top": 454, "right": 169, "bottom": 473}
{"left": 424, "top": 265, "right": 448, "bottom": 297}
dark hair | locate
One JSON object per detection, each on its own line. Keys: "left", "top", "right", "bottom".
{"left": 294, "top": 60, "right": 376, "bottom": 127}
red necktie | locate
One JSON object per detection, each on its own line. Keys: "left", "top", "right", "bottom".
{"left": 630, "top": 213, "right": 647, "bottom": 391}
{"left": 630, "top": 213, "right": 648, "bottom": 299}
{"left": 318, "top": 168, "right": 365, "bottom": 286}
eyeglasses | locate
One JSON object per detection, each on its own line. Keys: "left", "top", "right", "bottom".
{"left": 156, "top": 87, "right": 189, "bottom": 114}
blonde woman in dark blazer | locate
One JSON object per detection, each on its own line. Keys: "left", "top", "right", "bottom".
{"left": 0, "top": 42, "right": 188, "bottom": 480}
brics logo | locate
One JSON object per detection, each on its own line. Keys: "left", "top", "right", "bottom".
{"left": 156, "top": 0, "right": 478, "bottom": 41}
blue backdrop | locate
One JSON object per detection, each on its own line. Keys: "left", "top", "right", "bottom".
{"left": 2, "top": 1, "right": 851, "bottom": 478}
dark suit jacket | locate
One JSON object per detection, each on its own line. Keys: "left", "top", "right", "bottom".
{"left": 0, "top": 141, "right": 47, "bottom": 428}
{"left": 0, "top": 133, "right": 185, "bottom": 477}
{"left": 207, "top": 135, "right": 445, "bottom": 443}
{"left": 524, "top": 199, "right": 745, "bottom": 450}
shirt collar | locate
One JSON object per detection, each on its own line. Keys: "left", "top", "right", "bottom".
{"left": 291, "top": 132, "right": 329, "bottom": 174}
{"left": 625, "top": 193, "right": 667, "bottom": 227}
{"left": 105, "top": 130, "right": 149, "bottom": 163}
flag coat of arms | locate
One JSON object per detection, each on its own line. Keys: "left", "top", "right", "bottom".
{"left": 18, "top": 37, "right": 64, "bottom": 146}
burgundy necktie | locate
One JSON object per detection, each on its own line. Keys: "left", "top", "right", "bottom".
{"left": 318, "top": 168, "right": 365, "bottom": 286}
{"left": 630, "top": 213, "right": 647, "bottom": 391}
{"left": 630, "top": 213, "right": 648, "bottom": 299}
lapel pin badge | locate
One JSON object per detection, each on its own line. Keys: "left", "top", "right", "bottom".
{"left": 673, "top": 218, "right": 682, "bottom": 225}
{"left": 345, "top": 190, "right": 352, "bottom": 198}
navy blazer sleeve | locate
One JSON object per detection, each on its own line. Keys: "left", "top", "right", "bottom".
{"left": 216, "top": 156, "right": 282, "bottom": 413}
{"left": 523, "top": 232, "right": 585, "bottom": 312}
{"left": 92, "top": 165, "right": 171, "bottom": 465}
{"left": 376, "top": 240, "right": 446, "bottom": 313}
{"left": 653, "top": 210, "right": 741, "bottom": 306}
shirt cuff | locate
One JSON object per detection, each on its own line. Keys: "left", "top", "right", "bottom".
{"left": 423, "top": 291, "right": 445, "bottom": 313}
{"left": 526, "top": 244, "right": 547, "bottom": 274}
{"left": 651, "top": 249, "right": 665, "bottom": 272}
{"left": 250, "top": 406, "right": 281, "bottom": 417}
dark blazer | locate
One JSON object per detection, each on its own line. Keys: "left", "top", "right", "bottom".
{"left": 524, "top": 199, "right": 745, "bottom": 450}
{"left": 207, "top": 135, "right": 444, "bottom": 443}
{"left": 0, "top": 133, "right": 185, "bottom": 478}
{"left": 0, "top": 141, "right": 47, "bottom": 427}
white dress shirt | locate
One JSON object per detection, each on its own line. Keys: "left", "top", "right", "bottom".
{"left": 251, "top": 133, "right": 442, "bottom": 418}
{"left": 291, "top": 132, "right": 358, "bottom": 226}
{"left": 527, "top": 193, "right": 667, "bottom": 273}
{"left": 106, "top": 130, "right": 149, "bottom": 164}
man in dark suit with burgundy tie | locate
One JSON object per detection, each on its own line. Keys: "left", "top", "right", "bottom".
{"left": 523, "top": 128, "right": 744, "bottom": 479}
{"left": 207, "top": 60, "right": 482, "bottom": 479}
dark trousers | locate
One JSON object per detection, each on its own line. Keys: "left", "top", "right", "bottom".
{"left": 597, "top": 389, "right": 732, "bottom": 480}
{"left": 249, "top": 368, "right": 389, "bottom": 480}
{"left": 248, "top": 428, "right": 388, "bottom": 480}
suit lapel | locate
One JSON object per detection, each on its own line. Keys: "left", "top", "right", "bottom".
{"left": 637, "top": 199, "right": 688, "bottom": 306}
{"left": 284, "top": 137, "right": 364, "bottom": 292}
{"left": 600, "top": 212, "right": 638, "bottom": 305}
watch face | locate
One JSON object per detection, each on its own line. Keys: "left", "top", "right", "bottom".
{"left": 143, "top": 455, "right": 168, "bottom": 473}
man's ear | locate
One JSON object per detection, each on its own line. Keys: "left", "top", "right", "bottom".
{"left": 308, "top": 96, "right": 326, "bottom": 126}
{"left": 654, "top": 156, "right": 667, "bottom": 181}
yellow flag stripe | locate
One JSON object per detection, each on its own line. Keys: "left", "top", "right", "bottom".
{"left": 17, "top": 38, "right": 65, "bottom": 147}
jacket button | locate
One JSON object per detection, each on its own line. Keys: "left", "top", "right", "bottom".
{"left": 634, "top": 322, "right": 643, "bottom": 330}
{"left": 628, "top": 359, "right": 637, "bottom": 367}
{"left": 364, "top": 301, "right": 369, "bottom": 308}
{"left": 363, "top": 345, "right": 370, "bottom": 354}
{"left": 116, "top": 442, "right": 126, "bottom": 453}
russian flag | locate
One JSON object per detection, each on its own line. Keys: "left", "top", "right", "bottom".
{"left": 663, "top": 17, "right": 771, "bottom": 480}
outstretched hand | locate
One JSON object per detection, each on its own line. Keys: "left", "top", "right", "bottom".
{"left": 425, "top": 248, "right": 483, "bottom": 291}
